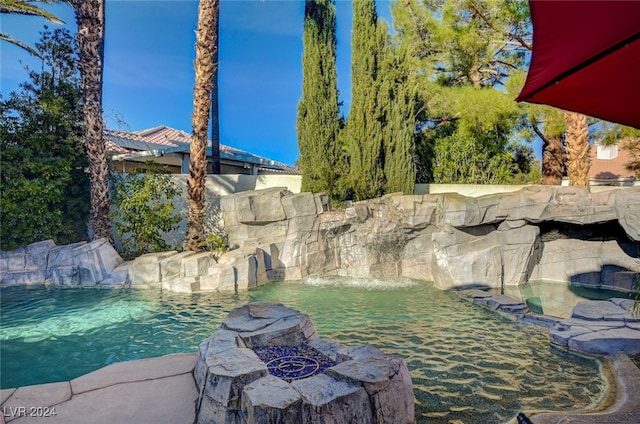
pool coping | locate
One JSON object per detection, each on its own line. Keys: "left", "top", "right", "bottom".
{"left": 524, "top": 352, "right": 640, "bottom": 424}
{"left": 0, "top": 353, "right": 199, "bottom": 424}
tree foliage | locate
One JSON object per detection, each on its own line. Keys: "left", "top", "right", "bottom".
{"left": 0, "top": 28, "right": 89, "bottom": 250}
{"left": 342, "top": 0, "right": 416, "bottom": 200}
{"left": 345, "top": 0, "right": 387, "bottom": 200}
{"left": 297, "top": 0, "right": 342, "bottom": 199}
{"left": 380, "top": 46, "right": 416, "bottom": 194}
{"left": 0, "top": 0, "right": 67, "bottom": 57}
{"left": 392, "top": 0, "right": 539, "bottom": 184}
{"left": 110, "top": 164, "right": 181, "bottom": 259}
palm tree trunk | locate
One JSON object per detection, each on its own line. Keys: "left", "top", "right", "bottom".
{"left": 564, "top": 111, "right": 590, "bottom": 186}
{"left": 542, "top": 133, "right": 564, "bottom": 185}
{"left": 72, "top": 0, "right": 111, "bottom": 242}
{"left": 210, "top": 3, "right": 220, "bottom": 175}
{"left": 532, "top": 117, "right": 564, "bottom": 185}
{"left": 184, "top": 0, "right": 219, "bottom": 251}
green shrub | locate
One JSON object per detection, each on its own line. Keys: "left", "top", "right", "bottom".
{"left": 110, "top": 164, "right": 181, "bottom": 259}
{"left": 199, "top": 233, "right": 229, "bottom": 259}
{"left": 0, "top": 28, "right": 89, "bottom": 250}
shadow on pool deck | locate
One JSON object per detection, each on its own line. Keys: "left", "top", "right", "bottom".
{"left": 1, "top": 351, "right": 639, "bottom": 424}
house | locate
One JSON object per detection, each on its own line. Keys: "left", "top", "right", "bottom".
{"left": 105, "top": 126, "right": 299, "bottom": 175}
{"left": 588, "top": 142, "right": 637, "bottom": 186}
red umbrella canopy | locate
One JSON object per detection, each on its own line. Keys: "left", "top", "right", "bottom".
{"left": 516, "top": 0, "right": 640, "bottom": 129}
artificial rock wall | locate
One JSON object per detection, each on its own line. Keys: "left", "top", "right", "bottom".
{"left": 217, "top": 185, "right": 640, "bottom": 292}
{"left": 2, "top": 186, "right": 639, "bottom": 293}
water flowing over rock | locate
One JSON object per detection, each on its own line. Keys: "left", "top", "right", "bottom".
{"left": 193, "top": 302, "right": 415, "bottom": 424}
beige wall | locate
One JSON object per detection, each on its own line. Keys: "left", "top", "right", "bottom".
{"left": 415, "top": 184, "right": 527, "bottom": 197}
{"left": 415, "top": 183, "right": 633, "bottom": 197}
{"left": 163, "top": 175, "right": 301, "bottom": 249}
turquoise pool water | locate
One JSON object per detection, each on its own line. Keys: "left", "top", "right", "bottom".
{"left": 1, "top": 278, "right": 605, "bottom": 423}
{"left": 500, "top": 281, "right": 636, "bottom": 318}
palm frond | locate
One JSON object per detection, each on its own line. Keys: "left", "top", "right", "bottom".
{"left": 0, "top": 0, "right": 66, "bottom": 24}
{"left": 0, "top": 30, "right": 42, "bottom": 57}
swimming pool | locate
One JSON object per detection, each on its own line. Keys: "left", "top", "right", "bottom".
{"left": 500, "top": 280, "right": 636, "bottom": 318}
{"left": 0, "top": 277, "right": 606, "bottom": 423}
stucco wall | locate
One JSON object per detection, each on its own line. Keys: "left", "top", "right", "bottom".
{"left": 112, "top": 174, "right": 302, "bottom": 251}
{"left": 415, "top": 183, "right": 631, "bottom": 197}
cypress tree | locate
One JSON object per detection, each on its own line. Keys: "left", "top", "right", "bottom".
{"left": 380, "top": 42, "right": 416, "bottom": 194}
{"left": 297, "top": 0, "right": 341, "bottom": 198}
{"left": 346, "top": 0, "right": 387, "bottom": 201}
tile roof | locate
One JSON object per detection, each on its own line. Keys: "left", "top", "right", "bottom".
{"left": 134, "top": 126, "right": 190, "bottom": 147}
{"left": 104, "top": 138, "right": 132, "bottom": 155}
{"left": 589, "top": 142, "right": 637, "bottom": 181}
{"left": 105, "top": 126, "right": 299, "bottom": 174}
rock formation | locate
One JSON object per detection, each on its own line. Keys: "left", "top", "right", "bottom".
{"left": 212, "top": 186, "right": 639, "bottom": 292}
{"left": 2, "top": 186, "right": 638, "bottom": 294}
{"left": 0, "top": 238, "right": 123, "bottom": 286}
{"left": 193, "top": 302, "right": 415, "bottom": 424}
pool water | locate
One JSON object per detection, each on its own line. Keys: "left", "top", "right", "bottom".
{"left": 500, "top": 281, "right": 636, "bottom": 318}
{"left": 1, "top": 278, "right": 605, "bottom": 424}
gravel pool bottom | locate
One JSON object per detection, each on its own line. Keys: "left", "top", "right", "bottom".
{"left": 1, "top": 277, "right": 605, "bottom": 423}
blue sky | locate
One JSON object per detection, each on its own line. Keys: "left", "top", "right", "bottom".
{"left": 1, "top": 0, "right": 395, "bottom": 167}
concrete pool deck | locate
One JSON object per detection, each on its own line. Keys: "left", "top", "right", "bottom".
{"left": 1, "top": 351, "right": 639, "bottom": 424}
{"left": 0, "top": 354, "right": 198, "bottom": 424}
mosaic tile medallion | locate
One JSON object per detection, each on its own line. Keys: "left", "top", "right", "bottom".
{"left": 254, "top": 345, "right": 336, "bottom": 382}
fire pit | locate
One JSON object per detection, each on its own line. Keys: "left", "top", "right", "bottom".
{"left": 254, "top": 345, "right": 335, "bottom": 382}
{"left": 193, "top": 302, "right": 414, "bottom": 424}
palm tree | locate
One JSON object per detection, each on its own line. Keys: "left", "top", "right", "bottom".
{"left": 0, "top": 0, "right": 66, "bottom": 57}
{"left": 184, "top": 0, "right": 219, "bottom": 251}
{"left": 3, "top": 0, "right": 111, "bottom": 242}
{"left": 70, "top": 0, "right": 111, "bottom": 242}
{"left": 530, "top": 107, "right": 565, "bottom": 185}
{"left": 564, "top": 111, "right": 590, "bottom": 186}
{"left": 210, "top": 3, "right": 220, "bottom": 175}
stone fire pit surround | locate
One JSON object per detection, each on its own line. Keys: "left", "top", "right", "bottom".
{"left": 193, "top": 302, "right": 415, "bottom": 424}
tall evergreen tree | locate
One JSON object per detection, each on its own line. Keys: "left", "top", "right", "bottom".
{"left": 379, "top": 42, "right": 416, "bottom": 194}
{"left": 296, "top": 0, "right": 341, "bottom": 198}
{"left": 346, "top": 0, "right": 387, "bottom": 200}
{"left": 529, "top": 106, "right": 565, "bottom": 185}
{"left": 392, "top": 0, "right": 537, "bottom": 184}
{"left": 1, "top": 28, "right": 90, "bottom": 249}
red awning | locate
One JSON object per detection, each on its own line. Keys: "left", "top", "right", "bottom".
{"left": 516, "top": 1, "right": 640, "bottom": 129}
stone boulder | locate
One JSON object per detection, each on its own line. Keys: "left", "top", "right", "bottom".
{"left": 0, "top": 238, "right": 123, "bottom": 286}
{"left": 530, "top": 239, "right": 640, "bottom": 286}
{"left": 51, "top": 238, "right": 123, "bottom": 286}
{"left": 193, "top": 302, "right": 415, "bottom": 424}
{"left": 549, "top": 299, "right": 640, "bottom": 354}
{"left": 126, "top": 250, "right": 222, "bottom": 292}
{"left": 431, "top": 224, "right": 540, "bottom": 289}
